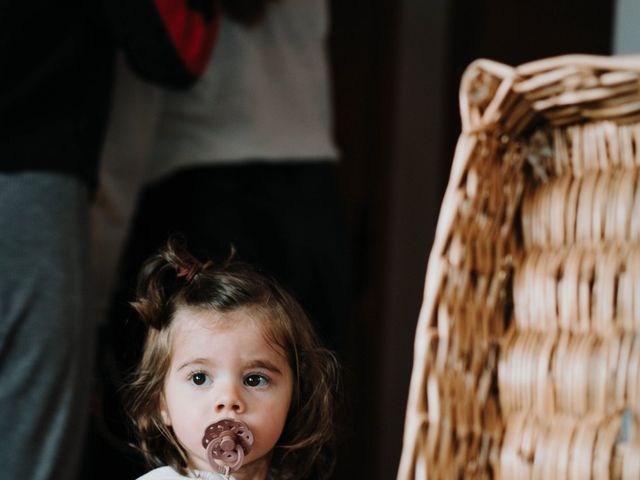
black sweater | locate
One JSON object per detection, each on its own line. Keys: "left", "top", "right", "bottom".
{"left": 0, "top": 0, "right": 219, "bottom": 185}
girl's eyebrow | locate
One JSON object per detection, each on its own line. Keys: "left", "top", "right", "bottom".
{"left": 176, "top": 358, "right": 210, "bottom": 371}
{"left": 245, "top": 359, "right": 283, "bottom": 375}
{"left": 175, "top": 358, "right": 283, "bottom": 374}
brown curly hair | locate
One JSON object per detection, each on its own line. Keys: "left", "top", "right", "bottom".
{"left": 125, "top": 239, "right": 340, "bottom": 479}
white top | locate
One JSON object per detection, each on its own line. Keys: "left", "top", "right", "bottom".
{"left": 147, "top": 0, "right": 339, "bottom": 182}
{"left": 137, "top": 466, "right": 234, "bottom": 480}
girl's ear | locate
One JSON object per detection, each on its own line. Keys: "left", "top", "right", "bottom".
{"left": 160, "top": 409, "right": 171, "bottom": 426}
{"left": 160, "top": 396, "right": 172, "bottom": 426}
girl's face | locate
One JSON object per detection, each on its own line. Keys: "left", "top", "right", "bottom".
{"left": 161, "top": 307, "right": 293, "bottom": 475}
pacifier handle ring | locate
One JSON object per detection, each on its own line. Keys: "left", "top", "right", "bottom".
{"left": 205, "top": 441, "right": 228, "bottom": 475}
{"left": 205, "top": 442, "right": 245, "bottom": 473}
{"left": 230, "top": 445, "right": 244, "bottom": 471}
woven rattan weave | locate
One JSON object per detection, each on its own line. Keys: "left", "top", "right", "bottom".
{"left": 398, "top": 55, "right": 640, "bottom": 479}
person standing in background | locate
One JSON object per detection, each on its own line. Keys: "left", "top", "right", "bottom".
{"left": 0, "top": 2, "right": 220, "bottom": 478}
{"left": 111, "top": 0, "right": 352, "bottom": 370}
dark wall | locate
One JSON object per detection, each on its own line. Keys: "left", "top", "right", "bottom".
{"left": 329, "top": 1, "right": 400, "bottom": 478}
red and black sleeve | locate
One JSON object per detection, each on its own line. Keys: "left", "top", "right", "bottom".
{"left": 104, "top": 0, "right": 221, "bottom": 89}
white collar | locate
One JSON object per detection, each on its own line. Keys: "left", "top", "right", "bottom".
{"left": 191, "top": 470, "right": 234, "bottom": 480}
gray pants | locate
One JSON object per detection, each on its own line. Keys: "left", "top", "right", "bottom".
{"left": 0, "top": 172, "right": 92, "bottom": 479}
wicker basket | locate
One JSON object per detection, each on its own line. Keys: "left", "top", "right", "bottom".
{"left": 397, "top": 54, "right": 640, "bottom": 480}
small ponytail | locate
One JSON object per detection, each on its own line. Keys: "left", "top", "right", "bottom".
{"left": 131, "top": 237, "right": 208, "bottom": 330}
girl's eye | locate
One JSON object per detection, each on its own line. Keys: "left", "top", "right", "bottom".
{"left": 190, "top": 372, "right": 211, "bottom": 386}
{"left": 244, "top": 374, "right": 269, "bottom": 388}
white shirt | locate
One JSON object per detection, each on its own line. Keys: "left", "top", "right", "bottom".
{"left": 137, "top": 466, "right": 234, "bottom": 480}
{"left": 147, "top": 0, "right": 338, "bottom": 182}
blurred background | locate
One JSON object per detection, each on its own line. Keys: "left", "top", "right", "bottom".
{"left": 84, "top": 0, "right": 640, "bottom": 479}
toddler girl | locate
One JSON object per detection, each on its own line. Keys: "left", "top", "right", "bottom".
{"left": 126, "top": 239, "right": 340, "bottom": 480}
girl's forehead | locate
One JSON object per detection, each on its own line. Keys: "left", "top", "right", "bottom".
{"left": 172, "top": 305, "right": 266, "bottom": 333}
{"left": 169, "top": 305, "right": 289, "bottom": 358}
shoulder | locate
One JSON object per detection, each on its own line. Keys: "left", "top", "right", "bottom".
{"left": 137, "top": 466, "right": 188, "bottom": 480}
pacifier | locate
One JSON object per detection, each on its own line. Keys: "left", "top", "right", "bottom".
{"left": 202, "top": 419, "right": 254, "bottom": 475}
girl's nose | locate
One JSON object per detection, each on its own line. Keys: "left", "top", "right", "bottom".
{"left": 215, "top": 385, "right": 245, "bottom": 414}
